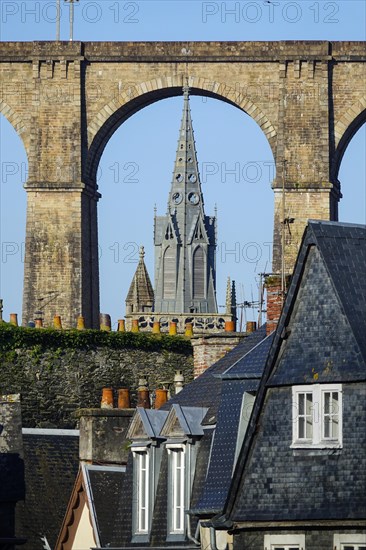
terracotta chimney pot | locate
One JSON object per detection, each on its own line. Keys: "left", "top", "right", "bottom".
{"left": 152, "top": 321, "right": 161, "bottom": 334}
{"left": 118, "top": 319, "right": 126, "bottom": 332}
{"left": 131, "top": 319, "right": 139, "bottom": 333}
{"left": 100, "top": 313, "right": 111, "bottom": 332}
{"left": 35, "top": 318, "right": 43, "bottom": 329}
{"left": 53, "top": 315, "right": 62, "bottom": 330}
{"left": 101, "top": 387, "right": 114, "bottom": 409}
{"left": 155, "top": 388, "right": 168, "bottom": 409}
{"left": 169, "top": 322, "right": 177, "bottom": 335}
{"left": 9, "top": 313, "right": 18, "bottom": 326}
{"left": 117, "top": 388, "right": 131, "bottom": 409}
{"left": 185, "top": 323, "right": 193, "bottom": 337}
{"left": 77, "top": 315, "right": 85, "bottom": 330}
{"left": 225, "top": 320, "right": 235, "bottom": 332}
{"left": 137, "top": 378, "right": 150, "bottom": 409}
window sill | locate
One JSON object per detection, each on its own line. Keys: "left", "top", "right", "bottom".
{"left": 291, "top": 441, "right": 342, "bottom": 450}
{"left": 131, "top": 534, "right": 150, "bottom": 544}
{"left": 166, "top": 533, "right": 186, "bottom": 543}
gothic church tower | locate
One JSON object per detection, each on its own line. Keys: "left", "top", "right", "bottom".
{"left": 153, "top": 88, "right": 217, "bottom": 314}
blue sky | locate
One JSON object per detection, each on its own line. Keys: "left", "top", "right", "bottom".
{"left": 0, "top": 1, "right": 365, "bottom": 328}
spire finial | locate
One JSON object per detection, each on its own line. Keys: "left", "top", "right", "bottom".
{"left": 139, "top": 245, "right": 145, "bottom": 259}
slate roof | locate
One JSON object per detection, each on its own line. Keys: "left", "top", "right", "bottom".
{"left": 214, "top": 221, "right": 366, "bottom": 529}
{"left": 125, "top": 246, "right": 154, "bottom": 308}
{"left": 162, "top": 325, "right": 268, "bottom": 425}
{"left": 192, "top": 333, "right": 274, "bottom": 515}
{"left": 16, "top": 429, "right": 79, "bottom": 550}
{"left": 106, "top": 327, "right": 270, "bottom": 548}
{"left": 269, "top": 221, "right": 366, "bottom": 386}
{"left": 86, "top": 465, "right": 126, "bottom": 548}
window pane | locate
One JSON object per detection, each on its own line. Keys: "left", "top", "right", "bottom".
{"left": 306, "top": 393, "right": 313, "bottom": 414}
{"left": 171, "top": 448, "right": 185, "bottom": 533}
{"left": 299, "top": 417, "right": 305, "bottom": 439}
{"left": 324, "top": 392, "right": 330, "bottom": 414}
{"left": 299, "top": 394, "right": 304, "bottom": 415}
{"left": 306, "top": 413, "right": 313, "bottom": 439}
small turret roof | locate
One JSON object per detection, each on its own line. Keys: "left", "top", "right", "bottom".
{"left": 125, "top": 246, "right": 154, "bottom": 310}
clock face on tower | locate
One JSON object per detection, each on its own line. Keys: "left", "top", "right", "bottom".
{"left": 188, "top": 192, "right": 200, "bottom": 205}
{"left": 172, "top": 192, "right": 183, "bottom": 205}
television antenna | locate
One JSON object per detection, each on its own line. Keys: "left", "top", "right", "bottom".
{"left": 56, "top": 0, "right": 80, "bottom": 41}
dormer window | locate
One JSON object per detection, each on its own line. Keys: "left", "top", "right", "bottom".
{"left": 128, "top": 408, "right": 168, "bottom": 543}
{"left": 160, "top": 404, "right": 207, "bottom": 543}
{"left": 291, "top": 384, "right": 342, "bottom": 449}
{"left": 167, "top": 444, "right": 186, "bottom": 535}
{"left": 132, "top": 447, "right": 150, "bottom": 534}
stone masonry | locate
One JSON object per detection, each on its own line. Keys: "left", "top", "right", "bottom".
{"left": 0, "top": 41, "right": 365, "bottom": 327}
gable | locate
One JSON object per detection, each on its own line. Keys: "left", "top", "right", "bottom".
{"left": 187, "top": 215, "right": 209, "bottom": 245}
{"left": 127, "top": 411, "right": 149, "bottom": 440}
{"left": 161, "top": 406, "right": 186, "bottom": 438}
{"left": 71, "top": 500, "right": 96, "bottom": 550}
{"left": 269, "top": 246, "right": 366, "bottom": 386}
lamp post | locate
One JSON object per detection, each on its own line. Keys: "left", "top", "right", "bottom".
{"left": 64, "top": 0, "right": 79, "bottom": 41}
{"left": 56, "top": 0, "right": 60, "bottom": 40}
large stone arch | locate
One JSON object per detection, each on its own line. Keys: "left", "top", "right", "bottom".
{"left": 85, "top": 77, "right": 277, "bottom": 186}
{"left": 332, "top": 98, "right": 366, "bottom": 181}
{"left": 0, "top": 100, "right": 30, "bottom": 155}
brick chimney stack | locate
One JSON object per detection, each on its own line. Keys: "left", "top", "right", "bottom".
{"left": 265, "top": 275, "right": 285, "bottom": 336}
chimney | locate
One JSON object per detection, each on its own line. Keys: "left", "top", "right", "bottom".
{"left": 100, "top": 313, "right": 111, "bottom": 331}
{"left": 265, "top": 275, "right": 283, "bottom": 336}
{"left": 155, "top": 388, "right": 168, "bottom": 409}
{"left": 174, "top": 370, "right": 184, "bottom": 394}
{"left": 77, "top": 315, "right": 85, "bottom": 330}
{"left": 53, "top": 315, "right": 62, "bottom": 330}
{"left": 9, "top": 313, "right": 18, "bottom": 326}
{"left": 101, "top": 387, "right": 114, "bottom": 409}
{"left": 246, "top": 321, "right": 257, "bottom": 333}
{"left": 117, "top": 388, "right": 131, "bottom": 409}
{"left": 137, "top": 378, "right": 150, "bottom": 409}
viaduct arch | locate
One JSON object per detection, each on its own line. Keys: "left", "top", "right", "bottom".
{"left": 0, "top": 41, "right": 364, "bottom": 327}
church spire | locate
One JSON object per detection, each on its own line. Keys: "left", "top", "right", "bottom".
{"left": 169, "top": 86, "right": 204, "bottom": 214}
{"left": 154, "top": 88, "right": 217, "bottom": 315}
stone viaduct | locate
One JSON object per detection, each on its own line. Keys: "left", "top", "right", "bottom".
{"left": 0, "top": 41, "right": 365, "bottom": 328}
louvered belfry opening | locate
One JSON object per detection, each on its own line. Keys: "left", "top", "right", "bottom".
{"left": 163, "top": 246, "right": 176, "bottom": 300}
{"left": 193, "top": 247, "right": 205, "bottom": 299}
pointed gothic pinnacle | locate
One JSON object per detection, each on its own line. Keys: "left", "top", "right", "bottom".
{"left": 139, "top": 245, "right": 145, "bottom": 259}
{"left": 226, "top": 277, "right": 232, "bottom": 314}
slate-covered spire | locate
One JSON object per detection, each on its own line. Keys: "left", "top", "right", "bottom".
{"left": 125, "top": 246, "right": 154, "bottom": 314}
{"left": 154, "top": 88, "right": 217, "bottom": 314}
{"left": 168, "top": 86, "right": 205, "bottom": 215}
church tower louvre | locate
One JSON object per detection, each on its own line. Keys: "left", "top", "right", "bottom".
{"left": 154, "top": 87, "right": 217, "bottom": 315}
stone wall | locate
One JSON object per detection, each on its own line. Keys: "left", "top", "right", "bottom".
{"left": 0, "top": 329, "right": 193, "bottom": 429}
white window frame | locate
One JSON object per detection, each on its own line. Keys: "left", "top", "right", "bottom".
{"left": 167, "top": 443, "right": 186, "bottom": 536}
{"left": 132, "top": 447, "right": 150, "bottom": 535}
{"left": 334, "top": 533, "right": 366, "bottom": 550}
{"left": 264, "top": 533, "right": 305, "bottom": 549}
{"left": 291, "top": 384, "right": 342, "bottom": 449}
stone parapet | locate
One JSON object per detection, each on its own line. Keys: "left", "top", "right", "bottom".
{"left": 125, "top": 313, "right": 235, "bottom": 334}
